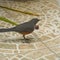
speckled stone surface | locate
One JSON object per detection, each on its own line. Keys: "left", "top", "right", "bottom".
{"left": 0, "top": 0, "right": 60, "bottom": 60}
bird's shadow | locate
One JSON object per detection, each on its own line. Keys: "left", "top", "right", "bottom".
{"left": 0, "top": 37, "right": 36, "bottom": 43}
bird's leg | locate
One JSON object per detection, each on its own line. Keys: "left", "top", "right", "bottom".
{"left": 22, "top": 35, "right": 26, "bottom": 43}
{"left": 23, "top": 35, "right": 26, "bottom": 40}
{"left": 23, "top": 35, "right": 29, "bottom": 40}
{"left": 23, "top": 35, "right": 30, "bottom": 43}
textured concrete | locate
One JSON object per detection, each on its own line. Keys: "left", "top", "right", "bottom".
{"left": 0, "top": 0, "right": 60, "bottom": 60}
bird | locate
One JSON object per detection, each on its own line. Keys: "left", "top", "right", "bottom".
{"left": 0, "top": 18, "right": 39, "bottom": 40}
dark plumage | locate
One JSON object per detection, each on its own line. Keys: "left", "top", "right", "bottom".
{"left": 0, "top": 18, "right": 39, "bottom": 39}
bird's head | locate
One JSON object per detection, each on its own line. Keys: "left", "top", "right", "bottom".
{"left": 30, "top": 18, "right": 40, "bottom": 25}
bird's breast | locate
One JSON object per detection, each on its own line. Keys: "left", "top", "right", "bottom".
{"left": 20, "top": 31, "right": 33, "bottom": 35}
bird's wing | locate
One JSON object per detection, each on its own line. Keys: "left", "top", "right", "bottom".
{"left": 12, "top": 22, "right": 34, "bottom": 32}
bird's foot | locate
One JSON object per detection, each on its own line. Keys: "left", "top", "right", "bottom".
{"left": 22, "top": 38, "right": 31, "bottom": 43}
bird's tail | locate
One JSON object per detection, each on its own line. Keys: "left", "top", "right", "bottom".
{"left": 0, "top": 28, "right": 14, "bottom": 32}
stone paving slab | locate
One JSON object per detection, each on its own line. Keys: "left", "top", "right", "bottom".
{"left": 0, "top": 0, "right": 60, "bottom": 60}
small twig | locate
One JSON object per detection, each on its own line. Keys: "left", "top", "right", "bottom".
{"left": 0, "top": 5, "right": 39, "bottom": 16}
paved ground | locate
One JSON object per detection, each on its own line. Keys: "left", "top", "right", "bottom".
{"left": 0, "top": 0, "right": 60, "bottom": 60}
